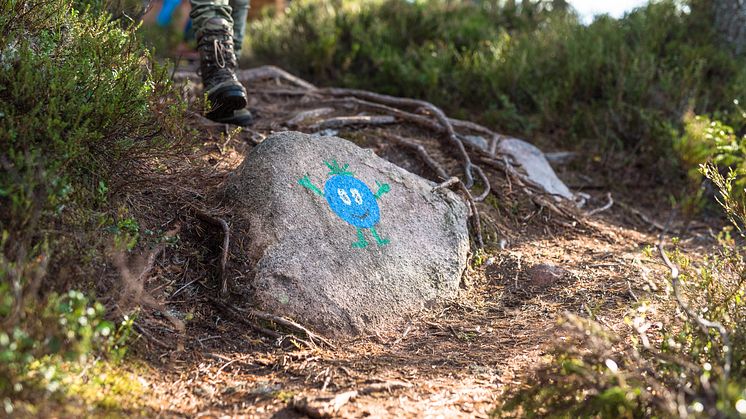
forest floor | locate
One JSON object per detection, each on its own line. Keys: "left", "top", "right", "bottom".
{"left": 118, "top": 67, "right": 720, "bottom": 418}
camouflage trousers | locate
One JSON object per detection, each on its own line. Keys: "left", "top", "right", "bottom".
{"left": 189, "top": 0, "right": 250, "bottom": 57}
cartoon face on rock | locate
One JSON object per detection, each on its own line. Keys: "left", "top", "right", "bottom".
{"left": 324, "top": 175, "right": 380, "bottom": 228}
{"left": 298, "top": 161, "right": 391, "bottom": 249}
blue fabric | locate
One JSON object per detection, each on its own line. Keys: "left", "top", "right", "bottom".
{"left": 156, "top": 0, "right": 182, "bottom": 26}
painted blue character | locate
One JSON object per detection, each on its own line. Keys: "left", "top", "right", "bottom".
{"left": 298, "top": 161, "right": 391, "bottom": 248}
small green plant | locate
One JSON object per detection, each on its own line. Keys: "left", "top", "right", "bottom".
{"left": 0, "top": 290, "right": 134, "bottom": 413}
{"left": 674, "top": 109, "right": 746, "bottom": 212}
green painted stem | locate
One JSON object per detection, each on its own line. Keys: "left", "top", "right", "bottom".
{"left": 371, "top": 226, "right": 390, "bottom": 246}
{"left": 352, "top": 228, "right": 369, "bottom": 248}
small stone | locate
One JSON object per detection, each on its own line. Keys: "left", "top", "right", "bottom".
{"left": 462, "top": 135, "right": 489, "bottom": 151}
{"left": 525, "top": 263, "right": 567, "bottom": 288}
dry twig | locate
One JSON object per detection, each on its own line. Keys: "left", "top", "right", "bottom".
{"left": 657, "top": 213, "right": 731, "bottom": 381}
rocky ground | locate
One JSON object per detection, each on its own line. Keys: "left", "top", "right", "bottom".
{"left": 118, "top": 67, "right": 719, "bottom": 418}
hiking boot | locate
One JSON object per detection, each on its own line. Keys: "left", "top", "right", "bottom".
{"left": 210, "top": 108, "right": 254, "bottom": 127}
{"left": 196, "top": 17, "right": 247, "bottom": 120}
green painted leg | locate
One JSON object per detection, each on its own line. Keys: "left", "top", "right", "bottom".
{"left": 352, "top": 228, "right": 369, "bottom": 249}
{"left": 370, "top": 227, "right": 390, "bottom": 246}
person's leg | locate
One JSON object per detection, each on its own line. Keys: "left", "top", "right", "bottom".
{"left": 189, "top": 0, "right": 252, "bottom": 125}
{"left": 229, "top": 0, "right": 250, "bottom": 58}
{"left": 189, "top": 0, "right": 232, "bottom": 32}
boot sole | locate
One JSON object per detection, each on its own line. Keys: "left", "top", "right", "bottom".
{"left": 206, "top": 86, "right": 248, "bottom": 118}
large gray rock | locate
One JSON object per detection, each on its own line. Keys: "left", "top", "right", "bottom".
{"left": 225, "top": 131, "right": 469, "bottom": 336}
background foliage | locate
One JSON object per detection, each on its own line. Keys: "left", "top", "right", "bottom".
{"left": 247, "top": 0, "right": 746, "bottom": 178}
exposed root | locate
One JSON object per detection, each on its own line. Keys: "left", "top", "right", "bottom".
{"left": 585, "top": 192, "right": 614, "bottom": 217}
{"left": 431, "top": 177, "right": 461, "bottom": 193}
{"left": 208, "top": 297, "right": 335, "bottom": 350}
{"left": 235, "top": 65, "right": 318, "bottom": 91}
{"left": 179, "top": 65, "right": 581, "bottom": 247}
{"left": 192, "top": 208, "right": 230, "bottom": 296}
{"left": 309, "top": 115, "right": 396, "bottom": 130}
{"left": 384, "top": 133, "right": 449, "bottom": 180}
{"left": 321, "top": 87, "right": 478, "bottom": 188}
{"left": 386, "top": 133, "right": 485, "bottom": 248}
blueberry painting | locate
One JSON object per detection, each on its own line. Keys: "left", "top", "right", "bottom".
{"left": 298, "top": 161, "right": 391, "bottom": 248}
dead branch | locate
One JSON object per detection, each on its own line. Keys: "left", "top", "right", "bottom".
{"left": 657, "top": 218, "right": 732, "bottom": 381}
{"left": 192, "top": 209, "right": 230, "bottom": 297}
{"left": 309, "top": 115, "right": 396, "bottom": 130}
{"left": 432, "top": 177, "right": 460, "bottom": 193}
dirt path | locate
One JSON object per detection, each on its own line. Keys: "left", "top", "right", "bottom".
{"left": 123, "top": 69, "right": 718, "bottom": 417}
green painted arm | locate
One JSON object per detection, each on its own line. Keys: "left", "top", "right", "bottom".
{"left": 299, "top": 175, "right": 324, "bottom": 197}
{"left": 374, "top": 181, "right": 391, "bottom": 199}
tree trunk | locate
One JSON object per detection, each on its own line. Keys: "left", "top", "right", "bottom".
{"left": 712, "top": 0, "right": 746, "bottom": 55}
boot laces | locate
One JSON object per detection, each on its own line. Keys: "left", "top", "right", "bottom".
{"left": 213, "top": 39, "right": 226, "bottom": 69}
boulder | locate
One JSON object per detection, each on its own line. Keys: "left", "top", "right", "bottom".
{"left": 225, "top": 131, "right": 469, "bottom": 336}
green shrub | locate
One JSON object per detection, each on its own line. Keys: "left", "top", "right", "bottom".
{"left": 0, "top": 0, "right": 183, "bottom": 410}
{"left": 248, "top": 0, "right": 746, "bottom": 172}
{"left": 674, "top": 106, "right": 746, "bottom": 213}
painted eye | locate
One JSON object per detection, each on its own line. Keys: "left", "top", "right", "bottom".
{"left": 350, "top": 188, "right": 363, "bottom": 205}
{"left": 337, "top": 188, "right": 351, "bottom": 205}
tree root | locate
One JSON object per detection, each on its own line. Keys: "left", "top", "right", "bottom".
{"left": 192, "top": 208, "right": 230, "bottom": 296}
{"left": 208, "top": 297, "right": 335, "bottom": 350}
{"left": 198, "top": 65, "right": 582, "bottom": 245}
{"left": 321, "top": 87, "right": 479, "bottom": 188}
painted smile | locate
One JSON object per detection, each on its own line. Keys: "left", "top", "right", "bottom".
{"left": 353, "top": 209, "right": 370, "bottom": 220}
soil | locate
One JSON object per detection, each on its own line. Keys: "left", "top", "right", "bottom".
{"left": 120, "top": 67, "right": 721, "bottom": 418}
